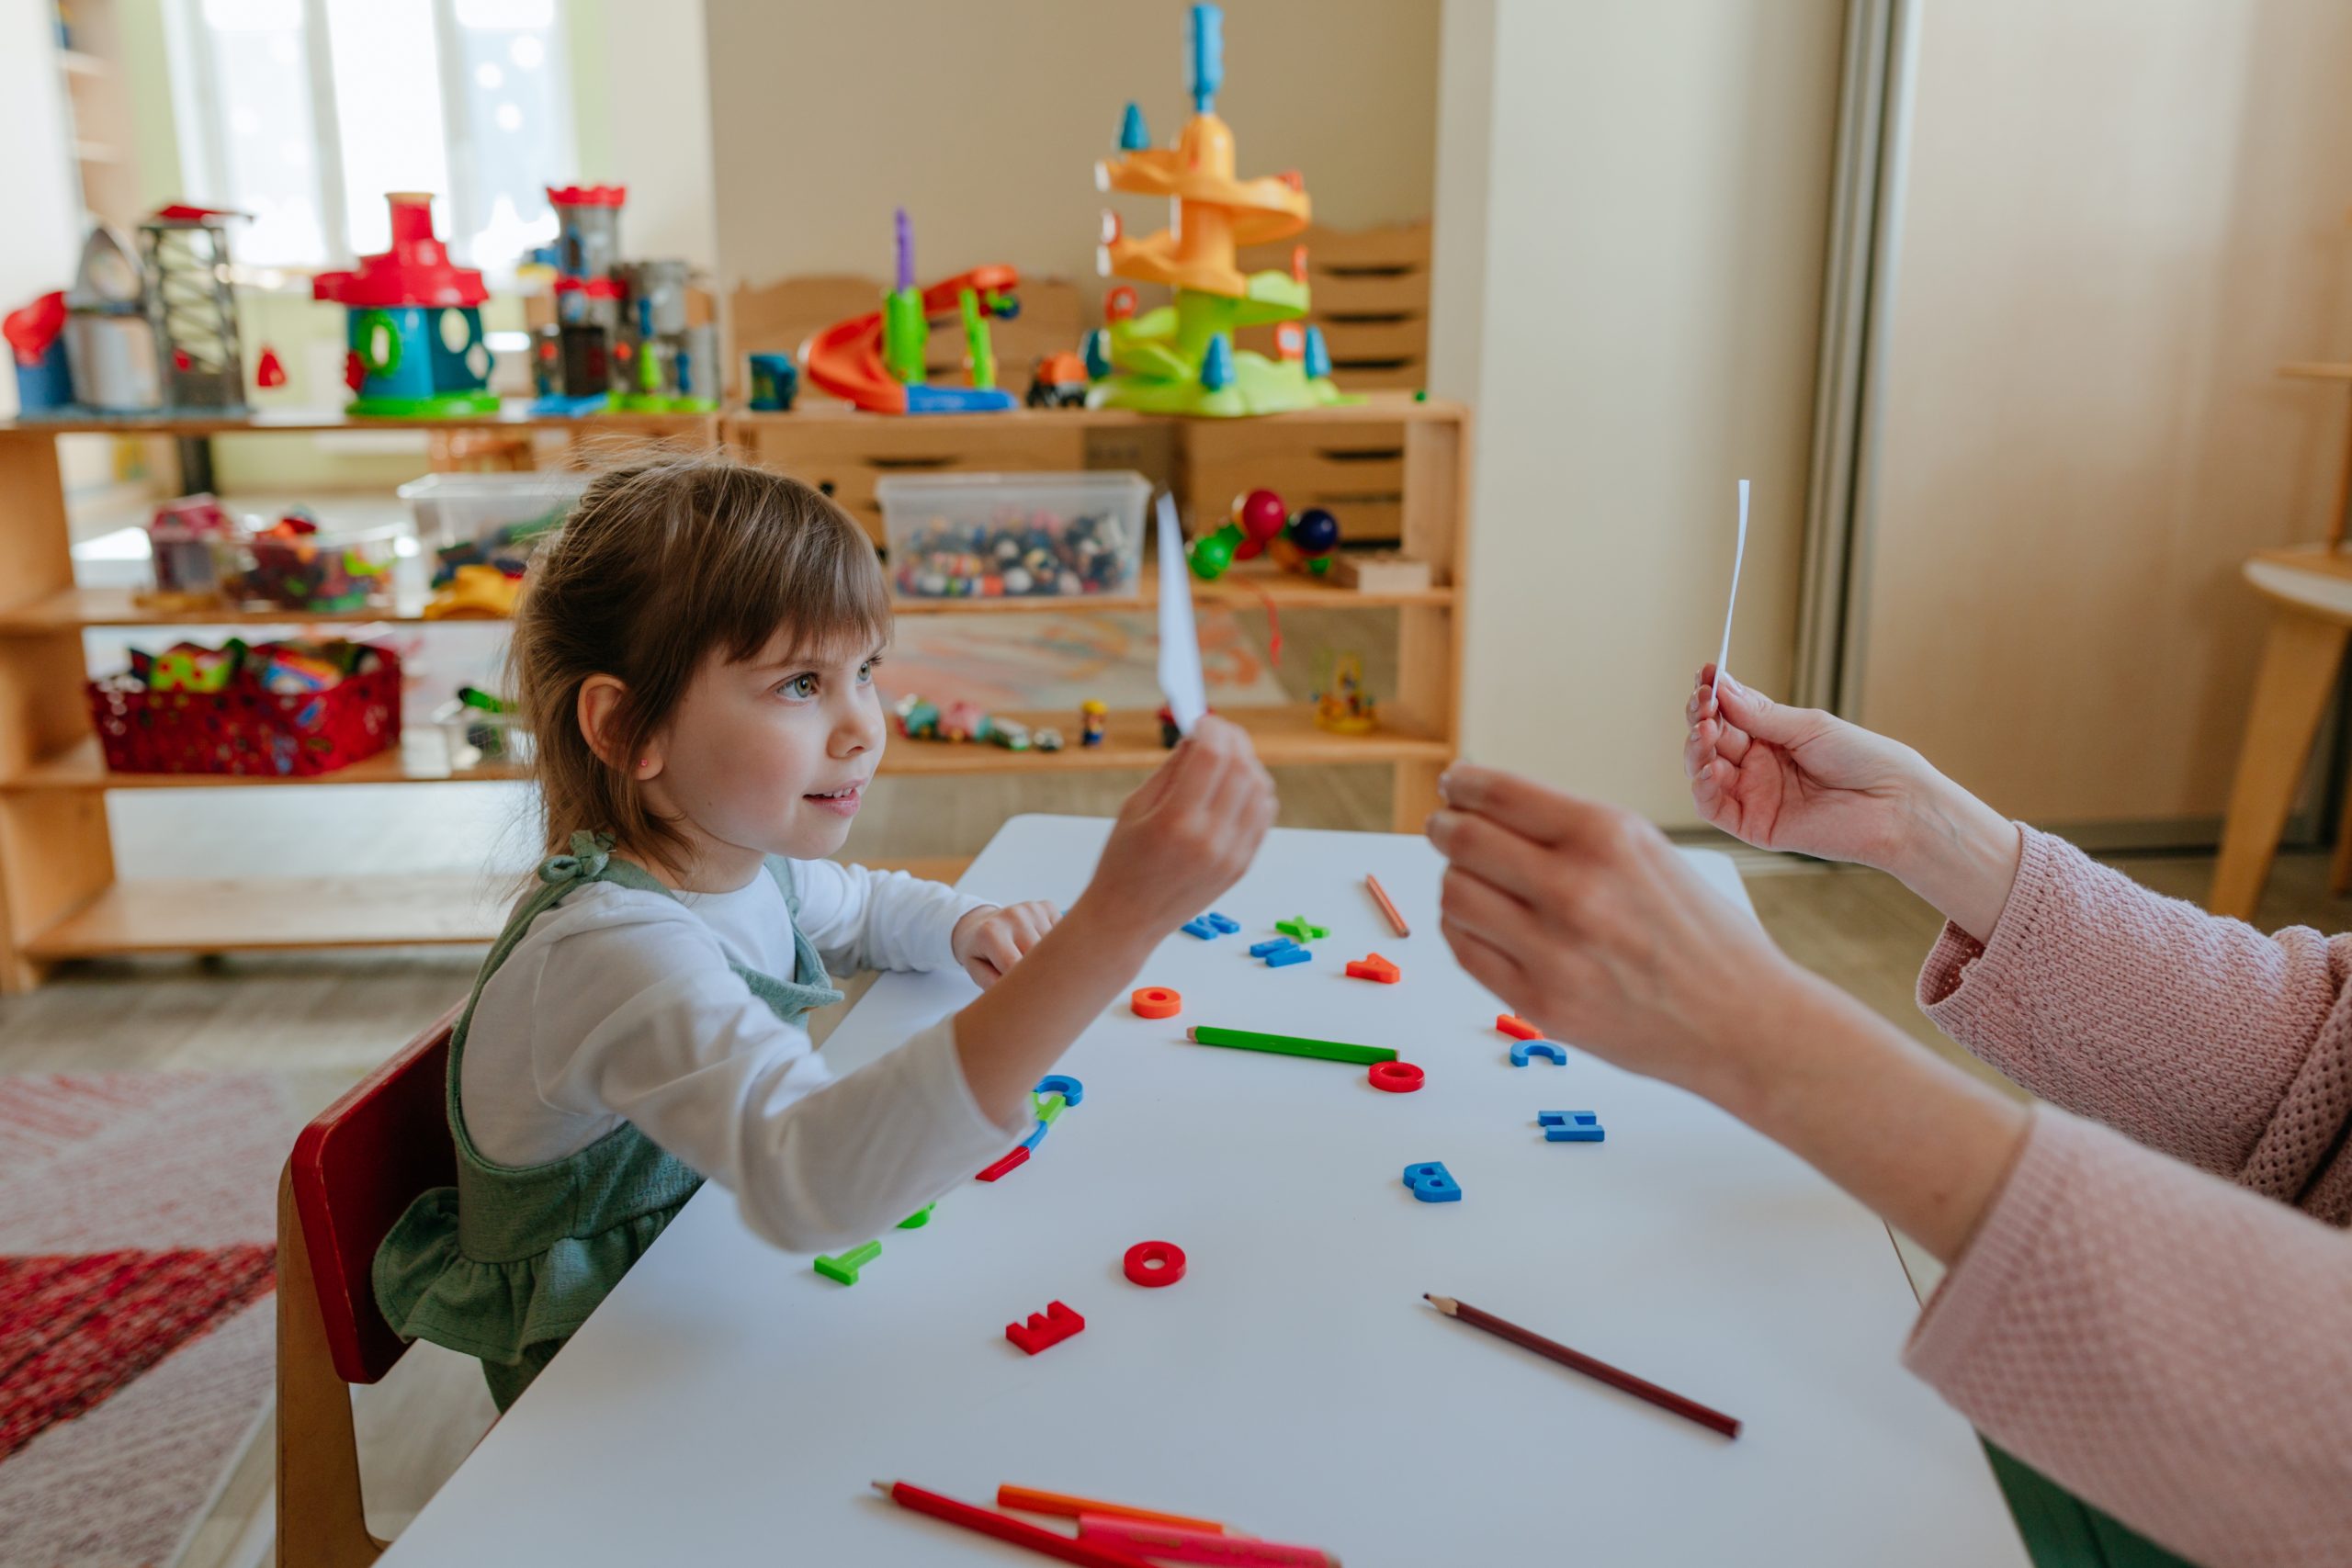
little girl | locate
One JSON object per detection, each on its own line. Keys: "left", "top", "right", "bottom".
{"left": 376, "top": 455, "right": 1275, "bottom": 1407}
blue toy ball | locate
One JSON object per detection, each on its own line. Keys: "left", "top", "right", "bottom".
{"left": 1288, "top": 506, "right": 1340, "bottom": 556}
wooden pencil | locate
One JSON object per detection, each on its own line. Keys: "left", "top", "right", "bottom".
{"left": 1364, "top": 874, "right": 1409, "bottom": 938}
{"left": 873, "top": 1481, "right": 1158, "bottom": 1567}
{"left": 1423, "top": 1294, "right": 1741, "bottom": 1438}
{"left": 1184, "top": 1026, "right": 1396, "bottom": 1066}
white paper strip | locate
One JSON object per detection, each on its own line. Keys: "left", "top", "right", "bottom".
{"left": 1713, "top": 479, "right": 1750, "bottom": 700}
{"left": 1156, "top": 491, "right": 1207, "bottom": 736}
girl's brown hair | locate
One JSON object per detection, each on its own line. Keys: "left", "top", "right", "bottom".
{"left": 508, "top": 451, "right": 889, "bottom": 874}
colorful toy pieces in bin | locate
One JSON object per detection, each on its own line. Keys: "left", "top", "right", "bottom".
{"left": 880, "top": 472, "right": 1148, "bottom": 600}
{"left": 86, "top": 638, "right": 401, "bottom": 777}
{"left": 313, "top": 192, "right": 496, "bottom": 418}
{"left": 1082, "top": 5, "right": 1353, "bottom": 417}
{"left": 1187, "top": 487, "right": 1343, "bottom": 580}
{"left": 801, "top": 208, "right": 1021, "bottom": 414}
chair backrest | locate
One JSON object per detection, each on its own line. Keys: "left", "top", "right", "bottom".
{"left": 288, "top": 1007, "right": 461, "bottom": 1385}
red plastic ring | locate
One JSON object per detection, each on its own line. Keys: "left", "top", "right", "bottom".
{"left": 1130, "top": 986, "right": 1182, "bottom": 1020}
{"left": 1368, "top": 1061, "right": 1425, "bottom": 1093}
{"left": 1124, "top": 1240, "right": 1186, "bottom": 1287}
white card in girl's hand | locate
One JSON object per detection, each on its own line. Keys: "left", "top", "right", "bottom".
{"left": 1155, "top": 491, "right": 1207, "bottom": 736}
{"left": 1713, "top": 479, "right": 1749, "bottom": 700}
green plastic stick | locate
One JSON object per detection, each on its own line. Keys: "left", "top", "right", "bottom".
{"left": 813, "top": 1239, "right": 881, "bottom": 1284}
{"left": 1035, "top": 1092, "right": 1067, "bottom": 1125}
{"left": 1184, "top": 1026, "right": 1396, "bottom": 1065}
{"left": 959, "top": 287, "right": 996, "bottom": 389}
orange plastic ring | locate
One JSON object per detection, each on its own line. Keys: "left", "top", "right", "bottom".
{"left": 1368, "top": 1061, "right": 1425, "bottom": 1093}
{"left": 1130, "top": 986, "right": 1182, "bottom": 1020}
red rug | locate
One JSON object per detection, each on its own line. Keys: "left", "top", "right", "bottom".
{"left": 0, "top": 1075, "right": 300, "bottom": 1567}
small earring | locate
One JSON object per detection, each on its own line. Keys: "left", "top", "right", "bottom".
{"left": 635, "top": 758, "right": 651, "bottom": 771}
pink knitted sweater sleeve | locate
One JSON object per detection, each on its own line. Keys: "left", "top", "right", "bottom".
{"left": 1901, "top": 827, "right": 2352, "bottom": 1565}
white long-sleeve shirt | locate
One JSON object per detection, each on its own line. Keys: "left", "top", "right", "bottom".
{"left": 459, "top": 860, "right": 1024, "bottom": 1255}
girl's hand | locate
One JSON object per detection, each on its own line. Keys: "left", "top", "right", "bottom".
{"left": 1078, "top": 716, "right": 1276, "bottom": 942}
{"left": 1430, "top": 763, "right": 1820, "bottom": 1105}
{"left": 1687, "top": 668, "right": 2023, "bottom": 942}
{"left": 951, "top": 901, "right": 1059, "bottom": 989}
{"left": 1686, "top": 666, "right": 1934, "bottom": 871}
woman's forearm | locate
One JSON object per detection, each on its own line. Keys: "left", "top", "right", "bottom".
{"left": 1717, "top": 976, "right": 2032, "bottom": 1263}
{"left": 1882, "top": 773, "right": 2024, "bottom": 945}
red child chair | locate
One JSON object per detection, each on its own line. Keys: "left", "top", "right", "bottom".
{"left": 277, "top": 1006, "right": 460, "bottom": 1568}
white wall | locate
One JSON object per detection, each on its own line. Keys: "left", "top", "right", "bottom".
{"left": 571, "top": 0, "right": 718, "bottom": 270}
{"left": 0, "top": 0, "right": 89, "bottom": 419}
{"left": 1432, "top": 0, "right": 1846, "bottom": 823}
{"left": 1849, "top": 0, "right": 2352, "bottom": 829}
{"left": 703, "top": 0, "right": 1439, "bottom": 306}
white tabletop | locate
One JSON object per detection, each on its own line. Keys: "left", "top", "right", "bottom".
{"left": 377, "top": 816, "right": 2029, "bottom": 1567}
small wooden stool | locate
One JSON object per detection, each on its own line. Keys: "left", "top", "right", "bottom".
{"left": 2210, "top": 547, "right": 2352, "bottom": 919}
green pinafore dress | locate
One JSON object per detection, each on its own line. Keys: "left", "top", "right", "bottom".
{"left": 373, "top": 831, "right": 843, "bottom": 1409}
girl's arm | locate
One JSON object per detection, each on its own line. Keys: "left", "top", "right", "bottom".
{"left": 790, "top": 858, "right": 990, "bottom": 974}
{"left": 514, "top": 894, "right": 1026, "bottom": 1255}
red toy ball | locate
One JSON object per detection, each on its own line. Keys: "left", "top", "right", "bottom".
{"left": 1232, "top": 488, "right": 1288, "bottom": 542}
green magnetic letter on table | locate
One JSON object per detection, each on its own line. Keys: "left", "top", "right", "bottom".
{"left": 1184, "top": 1026, "right": 1395, "bottom": 1066}
{"left": 896, "top": 1204, "right": 934, "bottom": 1230}
{"left": 814, "top": 1239, "right": 882, "bottom": 1284}
{"left": 1274, "top": 917, "right": 1329, "bottom": 942}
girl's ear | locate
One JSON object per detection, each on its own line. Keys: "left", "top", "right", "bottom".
{"left": 578, "top": 675, "right": 661, "bottom": 779}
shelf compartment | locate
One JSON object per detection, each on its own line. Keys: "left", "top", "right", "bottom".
{"left": 23, "top": 873, "right": 511, "bottom": 956}
{"left": 0, "top": 568, "right": 1452, "bottom": 634}
{"left": 2, "top": 705, "right": 1446, "bottom": 793}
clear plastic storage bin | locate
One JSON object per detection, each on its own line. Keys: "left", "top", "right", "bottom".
{"left": 876, "top": 471, "right": 1149, "bottom": 601}
{"left": 397, "top": 472, "right": 589, "bottom": 547}
{"left": 214, "top": 525, "right": 402, "bottom": 614}
{"left": 434, "top": 698, "right": 535, "bottom": 770}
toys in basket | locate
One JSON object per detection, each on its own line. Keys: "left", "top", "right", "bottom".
{"left": 86, "top": 637, "right": 402, "bottom": 777}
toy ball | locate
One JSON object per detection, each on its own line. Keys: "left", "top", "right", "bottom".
{"left": 1232, "top": 488, "right": 1288, "bottom": 541}
{"left": 1287, "top": 506, "right": 1340, "bottom": 556}
{"left": 1188, "top": 524, "right": 1239, "bottom": 581}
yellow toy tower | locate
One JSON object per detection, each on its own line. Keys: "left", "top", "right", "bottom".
{"left": 1085, "top": 5, "right": 1353, "bottom": 417}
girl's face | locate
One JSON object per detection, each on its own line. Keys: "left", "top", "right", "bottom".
{"left": 640, "top": 628, "right": 889, "bottom": 886}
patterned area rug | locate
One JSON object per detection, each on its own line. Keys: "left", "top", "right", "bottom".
{"left": 0, "top": 1076, "right": 301, "bottom": 1568}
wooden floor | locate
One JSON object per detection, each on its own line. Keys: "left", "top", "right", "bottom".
{"left": 6, "top": 810, "right": 2346, "bottom": 1564}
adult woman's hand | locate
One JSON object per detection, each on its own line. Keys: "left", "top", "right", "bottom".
{"left": 1688, "top": 668, "right": 2022, "bottom": 943}
{"left": 1428, "top": 761, "right": 2030, "bottom": 1263}
{"left": 1686, "top": 666, "right": 1934, "bottom": 869}
{"left": 1429, "top": 763, "right": 1822, "bottom": 1107}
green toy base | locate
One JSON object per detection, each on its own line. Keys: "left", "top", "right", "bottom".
{"left": 345, "top": 391, "right": 501, "bottom": 419}
{"left": 1088, "top": 285, "right": 1358, "bottom": 417}
{"left": 610, "top": 393, "right": 721, "bottom": 414}
{"left": 1088, "top": 355, "right": 1356, "bottom": 418}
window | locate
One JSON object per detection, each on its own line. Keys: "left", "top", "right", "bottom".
{"left": 167, "top": 0, "right": 575, "bottom": 280}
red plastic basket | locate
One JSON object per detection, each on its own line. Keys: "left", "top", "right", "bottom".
{"left": 85, "top": 646, "right": 402, "bottom": 776}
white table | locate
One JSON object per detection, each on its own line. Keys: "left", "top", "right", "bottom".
{"left": 377, "top": 817, "right": 2030, "bottom": 1566}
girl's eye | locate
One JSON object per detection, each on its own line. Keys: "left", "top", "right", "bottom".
{"left": 782, "top": 673, "right": 820, "bottom": 701}
{"left": 856, "top": 660, "right": 879, "bottom": 685}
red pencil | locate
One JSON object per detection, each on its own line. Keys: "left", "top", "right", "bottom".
{"left": 1364, "top": 874, "right": 1409, "bottom": 938}
{"left": 874, "top": 1481, "right": 1159, "bottom": 1568}
{"left": 1424, "top": 1294, "right": 1741, "bottom": 1438}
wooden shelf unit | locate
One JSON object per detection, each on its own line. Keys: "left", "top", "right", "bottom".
{"left": 0, "top": 395, "right": 1469, "bottom": 987}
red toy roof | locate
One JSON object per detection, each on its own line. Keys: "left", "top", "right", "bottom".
{"left": 312, "top": 192, "right": 487, "bottom": 309}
